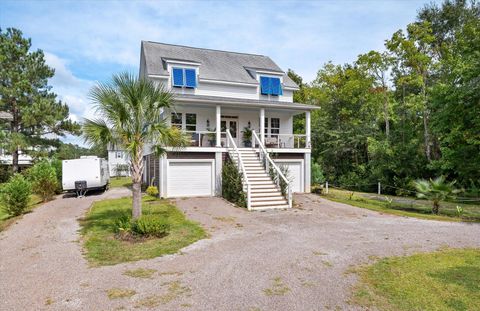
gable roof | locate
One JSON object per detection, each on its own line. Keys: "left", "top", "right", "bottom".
{"left": 141, "top": 41, "right": 299, "bottom": 89}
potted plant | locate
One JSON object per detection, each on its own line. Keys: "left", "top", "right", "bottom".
{"left": 242, "top": 127, "right": 252, "bottom": 147}
{"left": 206, "top": 127, "right": 216, "bottom": 147}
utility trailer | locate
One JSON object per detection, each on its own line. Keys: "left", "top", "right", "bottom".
{"left": 62, "top": 156, "right": 110, "bottom": 196}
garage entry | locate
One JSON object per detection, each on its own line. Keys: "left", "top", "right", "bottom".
{"left": 166, "top": 160, "right": 215, "bottom": 197}
{"left": 274, "top": 160, "right": 304, "bottom": 193}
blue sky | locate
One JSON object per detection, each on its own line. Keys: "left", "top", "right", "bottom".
{"left": 1, "top": 0, "right": 436, "bottom": 145}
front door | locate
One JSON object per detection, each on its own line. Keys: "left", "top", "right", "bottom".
{"left": 221, "top": 117, "right": 239, "bottom": 146}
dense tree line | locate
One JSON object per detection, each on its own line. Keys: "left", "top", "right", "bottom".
{"left": 291, "top": 0, "right": 479, "bottom": 194}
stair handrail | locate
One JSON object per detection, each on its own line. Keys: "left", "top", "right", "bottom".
{"left": 251, "top": 130, "right": 292, "bottom": 208}
{"left": 226, "top": 129, "right": 252, "bottom": 210}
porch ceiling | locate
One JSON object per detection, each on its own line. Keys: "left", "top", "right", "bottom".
{"left": 173, "top": 94, "right": 319, "bottom": 112}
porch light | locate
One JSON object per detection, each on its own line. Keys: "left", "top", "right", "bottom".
{"left": 248, "top": 121, "right": 251, "bottom": 128}
{"left": 206, "top": 119, "right": 210, "bottom": 128}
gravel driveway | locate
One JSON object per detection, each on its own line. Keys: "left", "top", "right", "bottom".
{"left": 1, "top": 191, "right": 479, "bottom": 311}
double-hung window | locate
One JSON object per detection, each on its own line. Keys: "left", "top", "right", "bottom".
{"left": 185, "top": 113, "right": 197, "bottom": 131}
{"left": 260, "top": 76, "right": 283, "bottom": 96}
{"left": 171, "top": 112, "right": 182, "bottom": 129}
{"left": 270, "top": 118, "right": 280, "bottom": 136}
{"left": 172, "top": 67, "right": 197, "bottom": 88}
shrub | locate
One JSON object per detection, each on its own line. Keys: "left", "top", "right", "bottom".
{"left": 222, "top": 159, "right": 246, "bottom": 207}
{"left": 114, "top": 215, "right": 132, "bottom": 234}
{"left": 0, "top": 174, "right": 32, "bottom": 216}
{"left": 131, "top": 215, "right": 170, "bottom": 237}
{"left": 27, "top": 160, "right": 58, "bottom": 202}
{"left": 146, "top": 186, "right": 159, "bottom": 198}
{"left": 0, "top": 165, "right": 12, "bottom": 183}
{"left": 113, "top": 214, "right": 170, "bottom": 239}
{"left": 51, "top": 158, "right": 63, "bottom": 193}
{"left": 311, "top": 162, "right": 325, "bottom": 185}
{"left": 114, "top": 164, "right": 130, "bottom": 177}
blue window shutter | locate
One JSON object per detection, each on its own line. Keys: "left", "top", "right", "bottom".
{"left": 271, "top": 78, "right": 281, "bottom": 96}
{"left": 260, "top": 76, "right": 271, "bottom": 95}
{"left": 185, "top": 69, "right": 197, "bottom": 88}
{"left": 172, "top": 68, "right": 184, "bottom": 87}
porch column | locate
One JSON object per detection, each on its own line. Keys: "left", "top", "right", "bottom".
{"left": 306, "top": 111, "right": 311, "bottom": 148}
{"left": 260, "top": 108, "right": 265, "bottom": 144}
{"left": 216, "top": 105, "right": 221, "bottom": 147}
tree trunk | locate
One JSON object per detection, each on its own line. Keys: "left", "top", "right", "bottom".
{"left": 421, "top": 78, "right": 431, "bottom": 162}
{"left": 132, "top": 182, "right": 142, "bottom": 219}
{"left": 11, "top": 99, "right": 19, "bottom": 173}
{"left": 383, "top": 91, "right": 390, "bottom": 141}
{"left": 131, "top": 147, "right": 144, "bottom": 220}
{"left": 432, "top": 201, "right": 439, "bottom": 214}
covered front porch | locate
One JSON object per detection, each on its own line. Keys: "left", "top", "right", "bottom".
{"left": 169, "top": 97, "right": 312, "bottom": 151}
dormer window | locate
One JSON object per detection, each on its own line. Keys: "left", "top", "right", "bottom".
{"left": 172, "top": 67, "right": 197, "bottom": 88}
{"left": 260, "top": 76, "right": 283, "bottom": 96}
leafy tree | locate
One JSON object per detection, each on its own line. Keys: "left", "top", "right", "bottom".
{"left": 0, "top": 28, "right": 80, "bottom": 172}
{"left": 0, "top": 173, "right": 32, "bottom": 216}
{"left": 414, "top": 176, "right": 460, "bottom": 214}
{"left": 27, "top": 160, "right": 58, "bottom": 202}
{"left": 83, "top": 72, "right": 187, "bottom": 219}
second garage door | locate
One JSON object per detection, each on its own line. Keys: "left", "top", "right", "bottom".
{"left": 275, "top": 160, "right": 304, "bottom": 193}
{"left": 167, "top": 161, "right": 214, "bottom": 197}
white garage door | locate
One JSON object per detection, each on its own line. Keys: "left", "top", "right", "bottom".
{"left": 167, "top": 161, "right": 213, "bottom": 197}
{"left": 276, "top": 161, "right": 303, "bottom": 193}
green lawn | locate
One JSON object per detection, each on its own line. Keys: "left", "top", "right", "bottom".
{"left": 352, "top": 248, "right": 480, "bottom": 311}
{"left": 109, "top": 177, "right": 132, "bottom": 188}
{"left": 79, "top": 196, "right": 207, "bottom": 266}
{"left": 322, "top": 188, "right": 480, "bottom": 222}
{"left": 0, "top": 194, "right": 42, "bottom": 231}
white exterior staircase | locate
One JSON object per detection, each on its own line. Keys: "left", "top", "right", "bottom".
{"left": 226, "top": 129, "right": 292, "bottom": 211}
{"left": 233, "top": 148, "right": 289, "bottom": 210}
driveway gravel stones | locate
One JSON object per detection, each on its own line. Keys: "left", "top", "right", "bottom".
{"left": 1, "top": 191, "right": 479, "bottom": 310}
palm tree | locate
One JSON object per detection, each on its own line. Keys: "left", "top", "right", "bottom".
{"left": 414, "top": 176, "right": 459, "bottom": 214}
{"left": 83, "top": 72, "right": 187, "bottom": 219}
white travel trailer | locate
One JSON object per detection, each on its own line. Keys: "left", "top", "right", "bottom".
{"left": 62, "top": 156, "right": 110, "bottom": 195}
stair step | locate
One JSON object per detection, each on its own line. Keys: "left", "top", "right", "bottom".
{"left": 251, "top": 205, "right": 290, "bottom": 210}
{"left": 251, "top": 200, "right": 288, "bottom": 207}
{"left": 250, "top": 188, "right": 280, "bottom": 193}
{"left": 251, "top": 196, "right": 285, "bottom": 201}
{"left": 251, "top": 191, "right": 282, "bottom": 197}
{"left": 249, "top": 184, "right": 278, "bottom": 189}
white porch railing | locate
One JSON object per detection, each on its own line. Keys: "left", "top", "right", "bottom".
{"left": 262, "top": 134, "right": 307, "bottom": 149}
{"left": 252, "top": 130, "right": 292, "bottom": 208}
{"left": 226, "top": 129, "right": 252, "bottom": 210}
{"left": 184, "top": 130, "right": 217, "bottom": 147}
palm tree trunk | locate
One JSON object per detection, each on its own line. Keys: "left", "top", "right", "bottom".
{"left": 131, "top": 148, "right": 144, "bottom": 220}
{"left": 432, "top": 201, "right": 439, "bottom": 214}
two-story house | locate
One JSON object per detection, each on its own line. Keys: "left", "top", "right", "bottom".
{"left": 140, "top": 41, "right": 317, "bottom": 210}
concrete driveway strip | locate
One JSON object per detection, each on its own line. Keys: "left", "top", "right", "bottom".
{"left": 1, "top": 191, "right": 479, "bottom": 310}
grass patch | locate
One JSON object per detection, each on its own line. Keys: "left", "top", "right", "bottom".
{"left": 135, "top": 281, "right": 190, "bottom": 307}
{"left": 80, "top": 196, "right": 206, "bottom": 266}
{"left": 0, "top": 194, "right": 42, "bottom": 231}
{"left": 123, "top": 268, "right": 157, "bottom": 279}
{"left": 109, "top": 177, "right": 132, "bottom": 188}
{"left": 351, "top": 248, "right": 480, "bottom": 311}
{"left": 106, "top": 288, "right": 136, "bottom": 299}
{"left": 323, "top": 189, "right": 480, "bottom": 222}
{"left": 263, "top": 277, "right": 290, "bottom": 296}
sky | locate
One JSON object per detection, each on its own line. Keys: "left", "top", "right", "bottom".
{"left": 1, "top": 0, "right": 438, "bottom": 146}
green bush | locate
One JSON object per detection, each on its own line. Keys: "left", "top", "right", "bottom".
{"left": 132, "top": 215, "right": 170, "bottom": 237}
{"left": 222, "top": 159, "right": 246, "bottom": 207}
{"left": 51, "top": 158, "right": 63, "bottom": 193}
{"left": 113, "top": 215, "right": 132, "bottom": 233}
{"left": 113, "top": 214, "right": 170, "bottom": 238}
{"left": 311, "top": 162, "right": 325, "bottom": 185}
{"left": 0, "top": 174, "right": 32, "bottom": 216}
{"left": 27, "top": 160, "right": 58, "bottom": 202}
{"left": 0, "top": 165, "right": 12, "bottom": 183}
{"left": 146, "top": 186, "right": 159, "bottom": 198}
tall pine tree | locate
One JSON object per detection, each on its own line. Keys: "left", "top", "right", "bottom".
{"left": 0, "top": 28, "right": 80, "bottom": 172}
